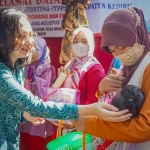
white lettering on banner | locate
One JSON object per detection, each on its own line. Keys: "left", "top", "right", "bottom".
{"left": 0, "top": 0, "right": 150, "bottom": 37}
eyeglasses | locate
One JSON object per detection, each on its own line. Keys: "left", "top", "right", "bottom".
{"left": 15, "top": 32, "right": 37, "bottom": 41}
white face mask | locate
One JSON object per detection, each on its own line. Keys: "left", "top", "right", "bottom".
{"left": 115, "top": 43, "right": 145, "bottom": 66}
{"left": 71, "top": 43, "right": 90, "bottom": 57}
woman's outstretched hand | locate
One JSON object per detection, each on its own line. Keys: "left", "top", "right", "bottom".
{"left": 78, "top": 102, "right": 132, "bottom": 122}
{"left": 72, "top": 102, "right": 132, "bottom": 132}
{"left": 51, "top": 102, "right": 132, "bottom": 131}
{"left": 92, "top": 102, "right": 132, "bottom": 122}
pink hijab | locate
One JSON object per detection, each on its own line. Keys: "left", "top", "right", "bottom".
{"left": 101, "top": 7, "right": 150, "bottom": 86}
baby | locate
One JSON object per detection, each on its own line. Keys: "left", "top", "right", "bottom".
{"left": 112, "top": 85, "right": 145, "bottom": 117}
{"left": 100, "top": 67, "right": 145, "bottom": 117}
{"left": 94, "top": 70, "right": 145, "bottom": 150}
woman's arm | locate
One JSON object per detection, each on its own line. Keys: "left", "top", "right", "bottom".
{"left": 0, "top": 68, "right": 78, "bottom": 120}
{"left": 52, "top": 103, "right": 131, "bottom": 129}
{"left": 0, "top": 66, "right": 129, "bottom": 121}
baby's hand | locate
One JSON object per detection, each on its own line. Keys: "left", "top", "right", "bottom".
{"left": 23, "top": 112, "right": 45, "bottom": 125}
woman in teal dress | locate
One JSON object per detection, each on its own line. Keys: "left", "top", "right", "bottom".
{"left": 0, "top": 8, "right": 130, "bottom": 150}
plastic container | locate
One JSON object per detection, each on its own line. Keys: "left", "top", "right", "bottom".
{"left": 46, "top": 88, "right": 78, "bottom": 104}
{"left": 46, "top": 132, "right": 94, "bottom": 150}
{"left": 52, "top": 72, "right": 67, "bottom": 88}
{"left": 63, "top": 73, "right": 73, "bottom": 88}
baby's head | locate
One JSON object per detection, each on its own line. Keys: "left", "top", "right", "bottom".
{"left": 111, "top": 85, "right": 145, "bottom": 118}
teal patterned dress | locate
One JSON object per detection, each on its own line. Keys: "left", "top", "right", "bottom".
{"left": 0, "top": 62, "right": 78, "bottom": 150}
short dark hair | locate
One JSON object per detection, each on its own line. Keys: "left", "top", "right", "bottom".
{"left": 111, "top": 85, "right": 145, "bottom": 118}
{"left": 0, "top": 8, "right": 33, "bottom": 70}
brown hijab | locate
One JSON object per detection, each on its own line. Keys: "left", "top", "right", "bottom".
{"left": 101, "top": 7, "right": 150, "bottom": 86}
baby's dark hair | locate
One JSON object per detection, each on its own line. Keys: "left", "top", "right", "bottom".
{"left": 111, "top": 85, "right": 145, "bottom": 118}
